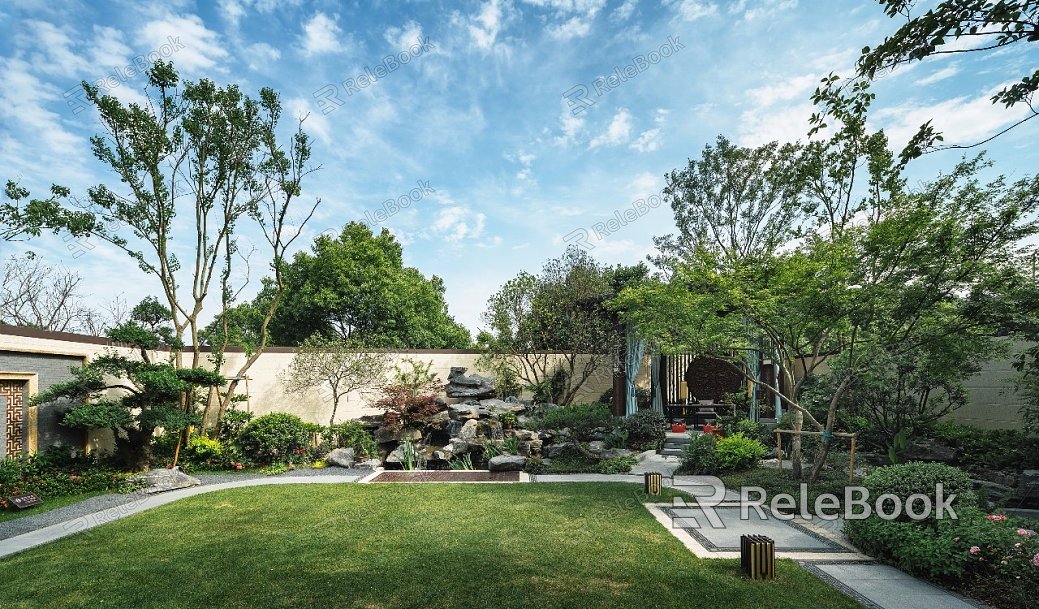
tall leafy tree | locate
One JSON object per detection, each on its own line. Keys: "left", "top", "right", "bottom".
{"left": 480, "top": 246, "right": 619, "bottom": 406}
{"left": 654, "top": 136, "right": 809, "bottom": 269}
{"left": 212, "top": 222, "right": 471, "bottom": 349}
{"left": 0, "top": 61, "right": 318, "bottom": 372}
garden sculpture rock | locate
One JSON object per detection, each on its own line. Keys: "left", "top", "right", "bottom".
{"left": 445, "top": 367, "right": 496, "bottom": 399}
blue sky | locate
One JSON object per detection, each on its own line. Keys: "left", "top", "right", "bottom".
{"left": 1, "top": 0, "right": 1037, "bottom": 334}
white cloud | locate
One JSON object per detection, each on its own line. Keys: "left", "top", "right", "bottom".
{"left": 872, "top": 83, "right": 1037, "bottom": 150}
{"left": 245, "top": 42, "right": 281, "bottom": 71}
{"left": 286, "top": 97, "right": 333, "bottom": 145}
{"left": 915, "top": 63, "right": 960, "bottom": 86}
{"left": 589, "top": 108, "right": 633, "bottom": 148}
{"left": 738, "top": 0, "right": 798, "bottom": 20}
{"left": 612, "top": 0, "right": 637, "bottom": 21}
{"left": 556, "top": 106, "right": 585, "bottom": 145}
{"left": 300, "top": 12, "right": 345, "bottom": 56}
{"left": 218, "top": 0, "right": 247, "bottom": 26}
{"left": 631, "top": 129, "right": 661, "bottom": 152}
{"left": 433, "top": 207, "right": 487, "bottom": 241}
{"left": 467, "top": 0, "right": 506, "bottom": 50}
{"left": 665, "top": 0, "right": 717, "bottom": 21}
{"left": 747, "top": 73, "right": 818, "bottom": 107}
{"left": 736, "top": 102, "right": 814, "bottom": 146}
{"left": 19, "top": 20, "right": 90, "bottom": 77}
{"left": 0, "top": 58, "right": 80, "bottom": 158}
{"left": 547, "top": 16, "right": 592, "bottom": 40}
{"left": 384, "top": 20, "right": 426, "bottom": 52}
{"left": 138, "top": 14, "right": 228, "bottom": 74}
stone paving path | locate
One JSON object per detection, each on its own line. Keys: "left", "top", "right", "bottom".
{"left": 801, "top": 562, "right": 988, "bottom": 609}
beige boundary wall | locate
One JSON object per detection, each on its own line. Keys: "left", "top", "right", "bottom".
{"left": 0, "top": 325, "right": 617, "bottom": 453}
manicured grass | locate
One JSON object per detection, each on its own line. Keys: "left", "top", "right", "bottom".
{"left": 0, "top": 491, "right": 106, "bottom": 524}
{"left": 0, "top": 483, "right": 859, "bottom": 609}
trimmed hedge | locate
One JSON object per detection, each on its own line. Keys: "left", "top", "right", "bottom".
{"left": 237, "top": 413, "right": 314, "bottom": 463}
{"left": 856, "top": 461, "right": 977, "bottom": 522}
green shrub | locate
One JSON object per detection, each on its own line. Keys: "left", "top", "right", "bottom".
{"left": 237, "top": 413, "right": 312, "bottom": 463}
{"left": 322, "top": 421, "right": 377, "bottom": 458}
{"left": 682, "top": 433, "right": 719, "bottom": 474}
{"left": 715, "top": 433, "right": 767, "bottom": 472}
{"left": 846, "top": 507, "right": 1039, "bottom": 608}
{"left": 218, "top": 409, "right": 254, "bottom": 444}
{"left": 925, "top": 421, "right": 1039, "bottom": 471}
{"left": 857, "top": 461, "right": 978, "bottom": 522}
{"left": 620, "top": 410, "right": 668, "bottom": 446}
{"left": 717, "top": 416, "right": 773, "bottom": 447}
{"left": 597, "top": 455, "right": 638, "bottom": 474}
{"left": 539, "top": 402, "right": 615, "bottom": 440}
{"left": 0, "top": 448, "right": 135, "bottom": 506}
{"left": 604, "top": 429, "right": 629, "bottom": 449}
{"left": 523, "top": 456, "right": 548, "bottom": 474}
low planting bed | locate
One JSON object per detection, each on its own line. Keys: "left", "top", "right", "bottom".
{"left": 0, "top": 483, "right": 860, "bottom": 609}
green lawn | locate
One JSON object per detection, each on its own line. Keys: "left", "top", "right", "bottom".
{"left": 0, "top": 491, "right": 106, "bottom": 524}
{"left": 0, "top": 483, "right": 859, "bottom": 609}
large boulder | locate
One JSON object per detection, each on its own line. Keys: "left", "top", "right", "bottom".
{"left": 479, "top": 399, "right": 527, "bottom": 416}
{"left": 906, "top": 438, "right": 961, "bottom": 463}
{"left": 489, "top": 455, "right": 527, "bottom": 472}
{"left": 132, "top": 468, "right": 201, "bottom": 494}
{"left": 449, "top": 404, "right": 483, "bottom": 421}
{"left": 443, "top": 438, "right": 470, "bottom": 455}
{"left": 1021, "top": 470, "right": 1039, "bottom": 499}
{"left": 445, "top": 367, "right": 496, "bottom": 399}
{"left": 326, "top": 447, "right": 355, "bottom": 468}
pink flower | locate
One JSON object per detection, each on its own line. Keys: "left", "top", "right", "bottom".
{"left": 1017, "top": 529, "right": 1036, "bottom": 537}
{"left": 986, "top": 514, "right": 1007, "bottom": 522}
{"left": 970, "top": 546, "right": 981, "bottom": 555}
{"left": 1033, "top": 552, "right": 1039, "bottom": 568}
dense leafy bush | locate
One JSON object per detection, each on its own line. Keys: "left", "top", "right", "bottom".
{"left": 596, "top": 455, "right": 638, "bottom": 474}
{"left": 176, "top": 434, "right": 243, "bottom": 471}
{"left": 620, "top": 410, "right": 668, "bottom": 447}
{"left": 717, "top": 415, "right": 774, "bottom": 447}
{"left": 603, "top": 428, "right": 629, "bottom": 449}
{"left": 715, "top": 433, "right": 767, "bottom": 472}
{"left": 598, "top": 387, "right": 651, "bottom": 410}
{"left": 0, "top": 449, "right": 135, "bottom": 506}
{"left": 682, "top": 433, "right": 719, "bottom": 474}
{"left": 682, "top": 432, "right": 766, "bottom": 474}
{"left": 218, "top": 408, "right": 254, "bottom": 444}
{"left": 236, "top": 413, "right": 313, "bottom": 463}
{"left": 924, "top": 421, "right": 1039, "bottom": 471}
{"left": 847, "top": 507, "right": 1039, "bottom": 609}
{"left": 322, "top": 421, "right": 377, "bottom": 458}
{"left": 539, "top": 402, "right": 615, "bottom": 440}
{"left": 857, "top": 461, "right": 977, "bottom": 522}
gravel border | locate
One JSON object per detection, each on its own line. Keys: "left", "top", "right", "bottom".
{"left": 0, "top": 466, "right": 372, "bottom": 541}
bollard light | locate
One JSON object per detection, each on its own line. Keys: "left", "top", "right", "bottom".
{"left": 644, "top": 472, "right": 663, "bottom": 496}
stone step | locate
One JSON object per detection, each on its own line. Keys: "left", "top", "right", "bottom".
{"left": 659, "top": 448, "right": 685, "bottom": 457}
{"left": 664, "top": 433, "right": 692, "bottom": 444}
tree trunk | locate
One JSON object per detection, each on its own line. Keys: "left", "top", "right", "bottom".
{"left": 115, "top": 427, "right": 155, "bottom": 472}
{"left": 807, "top": 375, "right": 853, "bottom": 482}
{"left": 790, "top": 407, "right": 803, "bottom": 478}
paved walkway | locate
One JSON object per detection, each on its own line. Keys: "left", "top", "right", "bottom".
{"left": 801, "top": 562, "right": 987, "bottom": 609}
